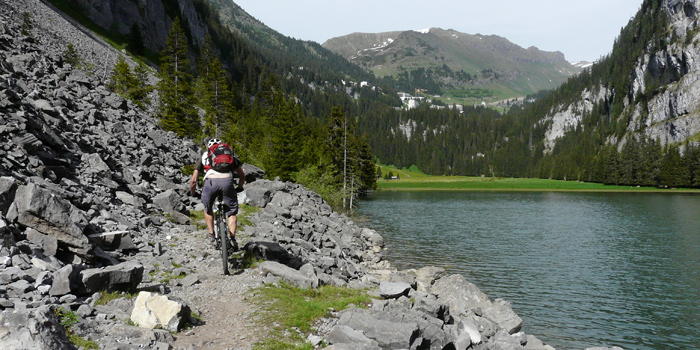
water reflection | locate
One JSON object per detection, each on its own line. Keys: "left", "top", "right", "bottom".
{"left": 358, "top": 191, "right": 700, "bottom": 350}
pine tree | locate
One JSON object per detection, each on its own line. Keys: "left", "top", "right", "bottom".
{"left": 196, "top": 36, "right": 233, "bottom": 138}
{"left": 158, "top": 17, "right": 199, "bottom": 139}
{"left": 109, "top": 56, "right": 134, "bottom": 96}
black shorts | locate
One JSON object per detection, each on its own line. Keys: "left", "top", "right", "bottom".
{"left": 201, "top": 177, "right": 239, "bottom": 217}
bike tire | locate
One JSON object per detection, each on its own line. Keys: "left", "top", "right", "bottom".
{"left": 219, "top": 218, "right": 229, "bottom": 275}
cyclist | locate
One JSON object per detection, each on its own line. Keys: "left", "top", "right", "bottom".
{"left": 189, "top": 138, "right": 245, "bottom": 249}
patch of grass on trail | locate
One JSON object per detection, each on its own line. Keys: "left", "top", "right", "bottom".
{"left": 251, "top": 283, "right": 372, "bottom": 350}
{"left": 377, "top": 172, "right": 700, "bottom": 193}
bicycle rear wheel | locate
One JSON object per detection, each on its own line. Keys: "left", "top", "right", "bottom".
{"left": 218, "top": 216, "right": 229, "bottom": 275}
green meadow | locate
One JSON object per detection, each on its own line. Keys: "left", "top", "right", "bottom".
{"left": 376, "top": 165, "right": 700, "bottom": 192}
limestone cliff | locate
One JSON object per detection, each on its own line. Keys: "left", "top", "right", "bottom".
{"left": 543, "top": 0, "right": 700, "bottom": 152}
{"left": 62, "top": 0, "right": 208, "bottom": 53}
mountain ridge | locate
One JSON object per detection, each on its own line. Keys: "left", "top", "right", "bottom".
{"left": 323, "top": 27, "right": 581, "bottom": 100}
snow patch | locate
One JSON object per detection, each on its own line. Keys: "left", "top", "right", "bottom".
{"left": 415, "top": 28, "right": 431, "bottom": 34}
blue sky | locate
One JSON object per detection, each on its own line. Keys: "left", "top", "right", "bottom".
{"left": 233, "top": 0, "right": 643, "bottom": 63}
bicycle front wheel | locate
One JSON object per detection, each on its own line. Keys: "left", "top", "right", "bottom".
{"left": 219, "top": 217, "right": 229, "bottom": 275}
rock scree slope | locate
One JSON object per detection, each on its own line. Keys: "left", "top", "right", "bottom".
{"left": 0, "top": 0, "right": 622, "bottom": 349}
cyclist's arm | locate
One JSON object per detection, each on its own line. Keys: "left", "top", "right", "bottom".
{"left": 235, "top": 166, "right": 245, "bottom": 190}
{"left": 190, "top": 158, "right": 204, "bottom": 195}
{"left": 189, "top": 169, "right": 199, "bottom": 195}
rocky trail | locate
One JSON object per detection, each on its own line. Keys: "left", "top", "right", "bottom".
{"left": 158, "top": 226, "right": 264, "bottom": 350}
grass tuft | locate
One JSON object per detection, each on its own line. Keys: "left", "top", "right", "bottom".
{"left": 251, "top": 283, "right": 371, "bottom": 349}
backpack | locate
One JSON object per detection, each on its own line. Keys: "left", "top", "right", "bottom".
{"left": 207, "top": 142, "right": 236, "bottom": 172}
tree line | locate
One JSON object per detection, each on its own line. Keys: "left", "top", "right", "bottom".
{"left": 110, "top": 18, "right": 376, "bottom": 210}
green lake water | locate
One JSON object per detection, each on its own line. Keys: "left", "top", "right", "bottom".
{"left": 357, "top": 191, "right": 700, "bottom": 350}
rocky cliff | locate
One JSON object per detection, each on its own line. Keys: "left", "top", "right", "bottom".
{"left": 58, "top": 0, "right": 208, "bottom": 54}
{"left": 542, "top": 0, "right": 700, "bottom": 152}
{"left": 0, "top": 1, "right": 623, "bottom": 350}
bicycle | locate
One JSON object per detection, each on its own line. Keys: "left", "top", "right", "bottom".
{"left": 213, "top": 194, "right": 235, "bottom": 275}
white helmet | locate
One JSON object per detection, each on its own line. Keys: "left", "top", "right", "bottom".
{"left": 207, "top": 138, "right": 222, "bottom": 148}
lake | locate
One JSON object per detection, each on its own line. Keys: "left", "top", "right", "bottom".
{"left": 357, "top": 191, "right": 700, "bottom": 350}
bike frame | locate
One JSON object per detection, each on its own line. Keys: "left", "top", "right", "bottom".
{"left": 213, "top": 196, "right": 229, "bottom": 275}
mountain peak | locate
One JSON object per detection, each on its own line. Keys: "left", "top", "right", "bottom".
{"left": 323, "top": 28, "right": 581, "bottom": 100}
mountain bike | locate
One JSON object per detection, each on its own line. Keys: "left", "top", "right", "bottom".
{"left": 212, "top": 194, "right": 235, "bottom": 275}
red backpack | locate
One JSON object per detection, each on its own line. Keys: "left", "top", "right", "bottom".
{"left": 207, "top": 142, "right": 236, "bottom": 172}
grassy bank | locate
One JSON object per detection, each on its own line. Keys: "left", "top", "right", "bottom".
{"left": 377, "top": 165, "right": 700, "bottom": 192}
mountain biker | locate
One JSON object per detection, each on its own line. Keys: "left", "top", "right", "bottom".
{"left": 189, "top": 138, "right": 245, "bottom": 248}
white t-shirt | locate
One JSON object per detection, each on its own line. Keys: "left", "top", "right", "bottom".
{"left": 198, "top": 152, "right": 232, "bottom": 180}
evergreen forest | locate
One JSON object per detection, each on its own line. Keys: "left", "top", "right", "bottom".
{"left": 108, "top": 0, "right": 700, "bottom": 208}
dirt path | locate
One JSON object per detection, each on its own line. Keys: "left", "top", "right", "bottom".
{"left": 167, "top": 228, "right": 265, "bottom": 350}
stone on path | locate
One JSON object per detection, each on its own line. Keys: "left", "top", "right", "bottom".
{"left": 130, "top": 291, "right": 191, "bottom": 332}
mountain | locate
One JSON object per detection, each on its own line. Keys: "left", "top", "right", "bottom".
{"left": 361, "top": 0, "right": 700, "bottom": 188}
{"left": 323, "top": 28, "right": 582, "bottom": 101}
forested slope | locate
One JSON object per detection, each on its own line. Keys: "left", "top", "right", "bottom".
{"left": 364, "top": 0, "right": 700, "bottom": 189}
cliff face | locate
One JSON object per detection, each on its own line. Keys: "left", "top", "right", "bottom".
{"left": 64, "top": 0, "right": 208, "bottom": 53}
{"left": 543, "top": 0, "right": 700, "bottom": 152}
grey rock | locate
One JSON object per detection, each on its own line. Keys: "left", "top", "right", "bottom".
{"left": 80, "top": 260, "right": 144, "bottom": 294}
{"left": 153, "top": 189, "right": 186, "bottom": 214}
{"left": 244, "top": 240, "right": 303, "bottom": 268}
{"left": 483, "top": 298, "right": 523, "bottom": 334}
{"left": 88, "top": 231, "right": 136, "bottom": 251}
{"left": 107, "top": 324, "right": 174, "bottom": 344}
{"left": 258, "top": 261, "right": 318, "bottom": 289}
{"left": 378, "top": 281, "right": 411, "bottom": 299}
{"left": 326, "top": 325, "right": 380, "bottom": 348}
{"left": 412, "top": 293, "right": 450, "bottom": 322}
{"left": 0, "top": 176, "right": 17, "bottom": 215}
{"left": 0, "top": 305, "right": 73, "bottom": 350}
{"left": 335, "top": 308, "right": 420, "bottom": 349}
{"left": 430, "top": 274, "right": 492, "bottom": 318}
{"left": 76, "top": 304, "right": 94, "bottom": 317}
{"left": 13, "top": 182, "right": 91, "bottom": 258}
{"left": 8, "top": 279, "right": 34, "bottom": 294}
{"left": 489, "top": 329, "right": 525, "bottom": 350}
{"left": 414, "top": 266, "right": 446, "bottom": 292}
{"left": 26, "top": 228, "right": 58, "bottom": 256}
{"left": 242, "top": 163, "right": 265, "bottom": 183}
{"left": 245, "top": 186, "right": 272, "bottom": 208}
{"left": 130, "top": 292, "right": 191, "bottom": 332}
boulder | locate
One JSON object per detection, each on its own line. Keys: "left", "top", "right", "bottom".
{"left": 106, "top": 324, "right": 174, "bottom": 344}
{"left": 26, "top": 228, "right": 58, "bottom": 256}
{"left": 80, "top": 260, "right": 144, "bottom": 294}
{"left": 258, "top": 261, "right": 318, "bottom": 289}
{"left": 430, "top": 274, "right": 492, "bottom": 318}
{"left": 130, "top": 292, "right": 191, "bottom": 332}
{"left": 490, "top": 329, "right": 524, "bottom": 350}
{"left": 270, "top": 191, "right": 298, "bottom": 208}
{"left": 325, "top": 325, "right": 380, "bottom": 348}
{"left": 49, "top": 264, "right": 83, "bottom": 296}
{"left": 335, "top": 309, "right": 420, "bottom": 349}
{"left": 0, "top": 305, "right": 73, "bottom": 350}
{"left": 153, "top": 189, "right": 186, "bottom": 214}
{"left": 12, "top": 183, "right": 91, "bottom": 258}
{"left": 244, "top": 240, "right": 303, "bottom": 268}
{"left": 378, "top": 281, "right": 411, "bottom": 299}
{"left": 0, "top": 176, "right": 17, "bottom": 215}
{"left": 482, "top": 298, "right": 523, "bottom": 334}
{"left": 245, "top": 186, "right": 272, "bottom": 208}
{"left": 87, "top": 231, "right": 136, "bottom": 251}
{"left": 242, "top": 163, "right": 265, "bottom": 183}
{"left": 414, "top": 266, "right": 446, "bottom": 292}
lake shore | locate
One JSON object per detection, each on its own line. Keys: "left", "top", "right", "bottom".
{"left": 376, "top": 176, "right": 700, "bottom": 193}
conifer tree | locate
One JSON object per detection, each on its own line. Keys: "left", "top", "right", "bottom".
{"left": 158, "top": 17, "right": 199, "bottom": 139}
{"left": 109, "top": 56, "right": 134, "bottom": 96}
{"left": 196, "top": 36, "right": 233, "bottom": 137}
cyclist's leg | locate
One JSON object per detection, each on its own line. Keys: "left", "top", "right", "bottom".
{"left": 222, "top": 178, "right": 239, "bottom": 238}
{"left": 201, "top": 179, "right": 216, "bottom": 237}
{"left": 226, "top": 214, "right": 237, "bottom": 238}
